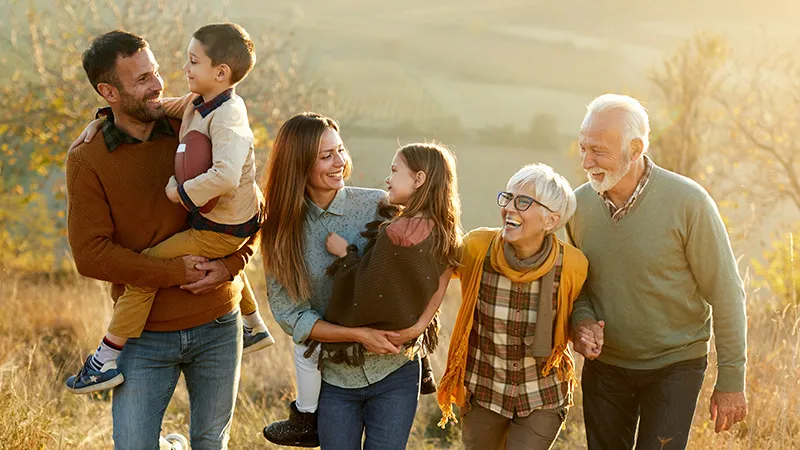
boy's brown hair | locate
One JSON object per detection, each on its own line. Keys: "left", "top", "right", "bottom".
{"left": 193, "top": 23, "right": 256, "bottom": 85}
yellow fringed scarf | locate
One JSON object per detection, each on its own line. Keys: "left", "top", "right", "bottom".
{"left": 437, "top": 228, "right": 588, "bottom": 427}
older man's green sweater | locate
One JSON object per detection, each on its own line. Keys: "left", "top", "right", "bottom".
{"left": 568, "top": 164, "right": 747, "bottom": 392}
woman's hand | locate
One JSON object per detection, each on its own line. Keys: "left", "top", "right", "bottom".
{"left": 326, "top": 232, "right": 349, "bottom": 258}
{"left": 68, "top": 118, "right": 105, "bottom": 152}
{"left": 387, "top": 324, "right": 424, "bottom": 347}
{"left": 355, "top": 327, "right": 402, "bottom": 355}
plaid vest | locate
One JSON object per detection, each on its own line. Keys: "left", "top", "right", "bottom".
{"left": 464, "top": 244, "right": 569, "bottom": 418}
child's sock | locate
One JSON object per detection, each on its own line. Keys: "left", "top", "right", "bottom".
{"left": 89, "top": 337, "right": 124, "bottom": 371}
{"left": 242, "top": 311, "right": 267, "bottom": 333}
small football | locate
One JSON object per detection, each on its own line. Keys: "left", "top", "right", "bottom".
{"left": 174, "top": 130, "right": 219, "bottom": 213}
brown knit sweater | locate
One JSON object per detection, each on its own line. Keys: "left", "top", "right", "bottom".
{"left": 65, "top": 118, "right": 257, "bottom": 331}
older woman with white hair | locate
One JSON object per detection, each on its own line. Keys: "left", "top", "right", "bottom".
{"left": 437, "top": 163, "right": 589, "bottom": 450}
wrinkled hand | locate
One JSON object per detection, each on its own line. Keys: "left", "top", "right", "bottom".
{"left": 182, "top": 255, "right": 208, "bottom": 284}
{"left": 710, "top": 390, "right": 748, "bottom": 433}
{"left": 356, "top": 327, "right": 402, "bottom": 355}
{"left": 573, "top": 319, "right": 605, "bottom": 360}
{"left": 181, "top": 259, "right": 231, "bottom": 294}
{"left": 387, "top": 324, "right": 424, "bottom": 347}
{"left": 326, "top": 232, "right": 349, "bottom": 258}
{"left": 68, "top": 118, "right": 105, "bottom": 152}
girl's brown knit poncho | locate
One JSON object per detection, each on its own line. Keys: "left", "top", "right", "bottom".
{"left": 308, "top": 205, "right": 448, "bottom": 366}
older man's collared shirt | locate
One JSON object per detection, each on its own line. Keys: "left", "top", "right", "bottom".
{"left": 101, "top": 116, "right": 175, "bottom": 152}
{"left": 267, "top": 187, "right": 414, "bottom": 389}
{"left": 465, "top": 248, "right": 569, "bottom": 418}
{"left": 600, "top": 155, "right": 654, "bottom": 222}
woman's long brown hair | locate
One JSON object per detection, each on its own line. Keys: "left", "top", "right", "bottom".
{"left": 260, "top": 112, "right": 352, "bottom": 301}
{"left": 395, "top": 143, "right": 463, "bottom": 267}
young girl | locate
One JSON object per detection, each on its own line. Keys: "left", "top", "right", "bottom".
{"left": 263, "top": 142, "right": 462, "bottom": 446}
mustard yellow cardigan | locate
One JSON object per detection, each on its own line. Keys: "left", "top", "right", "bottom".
{"left": 437, "top": 228, "right": 588, "bottom": 426}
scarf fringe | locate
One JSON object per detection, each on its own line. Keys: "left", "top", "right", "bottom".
{"left": 436, "top": 341, "right": 469, "bottom": 427}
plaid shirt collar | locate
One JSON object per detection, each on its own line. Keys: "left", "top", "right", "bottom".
{"left": 193, "top": 88, "right": 234, "bottom": 118}
{"left": 600, "top": 154, "right": 654, "bottom": 222}
{"left": 101, "top": 116, "right": 175, "bottom": 152}
{"left": 307, "top": 188, "right": 348, "bottom": 221}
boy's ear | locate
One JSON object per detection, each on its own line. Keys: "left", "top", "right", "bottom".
{"left": 413, "top": 171, "right": 427, "bottom": 189}
{"left": 215, "top": 64, "right": 232, "bottom": 83}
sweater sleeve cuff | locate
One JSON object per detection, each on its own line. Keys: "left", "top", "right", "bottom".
{"left": 570, "top": 308, "right": 598, "bottom": 329}
{"left": 178, "top": 183, "right": 200, "bottom": 212}
{"left": 167, "top": 256, "right": 189, "bottom": 287}
{"left": 221, "top": 255, "right": 243, "bottom": 280}
{"left": 341, "top": 246, "right": 360, "bottom": 267}
{"left": 715, "top": 365, "right": 746, "bottom": 392}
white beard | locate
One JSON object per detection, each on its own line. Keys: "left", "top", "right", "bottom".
{"left": 587, "top": 151, "right": 631, "bottom": 193}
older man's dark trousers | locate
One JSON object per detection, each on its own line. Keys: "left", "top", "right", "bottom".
{"left": 581, "top": 356, "right": 707, "bottom": 450}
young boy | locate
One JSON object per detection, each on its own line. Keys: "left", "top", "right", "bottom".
{"left": 66, "top": 23, "right": 273, "bottom": 394}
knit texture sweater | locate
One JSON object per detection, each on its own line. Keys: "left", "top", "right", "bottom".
{"left": 66, "top": 118, "right": 256, "bottom": 331}
{"left": 319, "top": 213, "right": 447, "bottom": 365}
{"left": 567, "top": 164, "right": 747, "bottom": 392}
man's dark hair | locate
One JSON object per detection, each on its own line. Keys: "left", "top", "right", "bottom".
{"left": 193, "top": 23, "right": 256, "bottom": 85}
{"left": 82, "top": 30, "right": 149, "bottom": 95}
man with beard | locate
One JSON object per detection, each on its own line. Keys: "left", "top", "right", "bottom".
{"left": 567, "top": 94, "right": 748, "bottom": 450}
{"left": 65, "top": 30, "right": 255, "bottom": 449}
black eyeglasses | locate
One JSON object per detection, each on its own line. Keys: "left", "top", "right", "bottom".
{"left": 497, "top": 191, "right": 554, "bottom": 212}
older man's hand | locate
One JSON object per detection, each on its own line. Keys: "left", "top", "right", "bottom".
{"left": 573, "top": 319, "right": 605, "bottom": 360}
{"left": 710, "top": 390, "right": 748, "bottom": 433}
{"left": 181, "top": 259, "right": 231, "bottom": 294}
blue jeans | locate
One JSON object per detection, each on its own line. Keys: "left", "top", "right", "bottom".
{"left": 317, "top": 357, "right": 421, "bottom": 450}
{"left": 112, "top": 309, "right": 242, "bottom": 450}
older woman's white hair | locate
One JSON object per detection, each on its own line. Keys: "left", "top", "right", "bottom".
{"left": 507, "top": 163, "right": 576, "bottom": 231}
{"left": 582, "top": 94, "right": 651, "bottom": 154}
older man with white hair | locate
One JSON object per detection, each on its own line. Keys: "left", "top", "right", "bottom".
{"left": 567, "top": 94, "right": 748, "bottom": 449}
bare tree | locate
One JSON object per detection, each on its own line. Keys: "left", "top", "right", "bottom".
{"left": 0, "top": 0, "right": 336, "bottom": 271}
{"left": 647, "top": 33, "right": 730, "bottom": 183}
{"left": 718, "top": 50, "right": 800, "bottom": 213}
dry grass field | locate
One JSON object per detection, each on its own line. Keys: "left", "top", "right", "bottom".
{"left": 1, "top": 261, "right": 798, "bottom": 449}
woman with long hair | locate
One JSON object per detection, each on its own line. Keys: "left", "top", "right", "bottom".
{"left": 261, "top": 113, "right": 452, "bottom": 449}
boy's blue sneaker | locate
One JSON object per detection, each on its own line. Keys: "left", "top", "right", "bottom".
{"left": 65, "top": 356, "right": 124, "bottom": 394}
{"left": 243, "top": 323, "right": 275, "bottom": 355}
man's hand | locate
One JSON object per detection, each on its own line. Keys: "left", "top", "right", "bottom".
{"left": 182, "top": 255, "right": 208, "bottom": 284}
{"left": 573, "top": 319, "right": 605, "bottom": 360}
{"left": 356, "top": 327, "right": 402, "bottom": 355}
{"left": 710, "top": 390, "right": 748, "bottom": 433}
{"left": 181, "top": 259, "right": 231, "bottom": 294}
{"left": 326, "top": 232, "right": 349, "bottom": 258}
